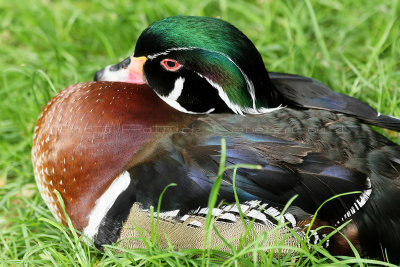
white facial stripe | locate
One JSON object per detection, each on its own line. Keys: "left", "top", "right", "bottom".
{"left": 83, "top": 171, "right": 131, "bottom": 240}
{"left": 147, "top": 46, "right": 256, "bottom": 107}
{"left": 147, "top": 51, "right": 169, "bottom": 60}
{"left": 97, "top": 65, "right": 129, "bottom": 81}
{"left": 196, "top": 72, "right": 243, "bottom": 115}
{"left": 147, "top": 47, "right": 196, "bottom": 60}
{"left": 155, "top": 77, "right": 215, "bottom": 114}
{"left": 196, "top": 71, "right": 283, "bottom": 114}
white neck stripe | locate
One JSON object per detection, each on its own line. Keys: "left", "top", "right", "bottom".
{"left": 83, "top": 171, "right": 131, "bottom": 240}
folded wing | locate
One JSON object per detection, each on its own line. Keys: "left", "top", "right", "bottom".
{"left": 270, "top": 72, "right": 400, "bottom": 131}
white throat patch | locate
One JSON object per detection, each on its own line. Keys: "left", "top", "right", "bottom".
{"left": 168, "top": 77, "right": 185, "bottom": 101}
{"left": 155, "top": 77, "right": 215, "bottom": 114}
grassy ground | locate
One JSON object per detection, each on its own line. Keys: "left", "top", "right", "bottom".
{"left": 1, "top": 0, "right": 399, "bottom": 266}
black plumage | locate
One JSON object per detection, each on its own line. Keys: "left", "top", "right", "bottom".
{"left": 96, "top": 107, "right": 400, "bottom": 261}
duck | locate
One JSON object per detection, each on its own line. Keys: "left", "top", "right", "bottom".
{"left": 32, "top": 16, "right": 400, "bottom": 262}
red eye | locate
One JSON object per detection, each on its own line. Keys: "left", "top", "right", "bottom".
{"left": 160, "top": 59, "right": 182, "bottom": 71}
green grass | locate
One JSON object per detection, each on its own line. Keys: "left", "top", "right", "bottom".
{"left": 1, "top": 0, "right": 399, "bottom": 265}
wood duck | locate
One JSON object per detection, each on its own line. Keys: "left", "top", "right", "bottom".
{"left": 32, "top": 16, "right": 400, "bottom": 262}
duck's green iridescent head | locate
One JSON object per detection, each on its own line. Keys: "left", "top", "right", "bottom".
{"left": 95, "top": 16, "right": 282, "bottom": 114}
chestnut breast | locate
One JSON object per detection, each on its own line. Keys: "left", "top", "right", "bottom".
{"left": 32, "top": 81, "right": 189, "bottom": 230}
